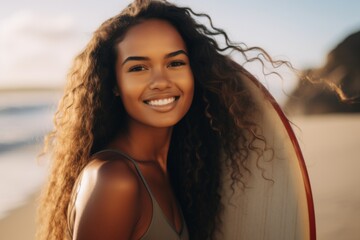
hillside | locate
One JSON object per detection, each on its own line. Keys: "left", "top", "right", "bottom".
{"left": 285, "top": 31, "right": 360, "bottom": 114}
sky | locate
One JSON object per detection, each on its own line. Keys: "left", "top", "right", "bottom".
{"left": 0, "top": 0, "right": 359, "bottom": 101}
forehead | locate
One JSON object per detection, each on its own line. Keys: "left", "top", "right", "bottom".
{"left": 117, "top": 19, "right": 187, "bottom": 58}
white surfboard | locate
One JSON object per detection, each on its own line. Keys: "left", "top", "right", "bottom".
{"left": 219, "top": 74, "right": 316, "bottom": 240}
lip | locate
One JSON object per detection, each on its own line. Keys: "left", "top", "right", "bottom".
{"left": 142, "top": 91, "right": 181, "bottom": 101}
{"left": 143, "top": 96, "right": 180, "bottom": 112}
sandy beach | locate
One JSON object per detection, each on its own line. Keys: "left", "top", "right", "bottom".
{"left": 293, "top": 114, "right": 360, "bottom": 240}
{"left": 0, "top": 193, "right": 38, "bottom": 240}
{"left": 0, "top": 114, "right": 359, "bottom": 240}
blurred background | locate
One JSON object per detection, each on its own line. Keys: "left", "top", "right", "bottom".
{"left": 0, "top": 0, "right": 359, "bottom": 239}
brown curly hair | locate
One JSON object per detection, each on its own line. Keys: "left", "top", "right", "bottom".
{"left": 37, "top": 0, "right": 290, "bottom": 239}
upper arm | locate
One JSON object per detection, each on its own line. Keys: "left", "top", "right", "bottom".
{"left": 71, "top": 159, "right": 141, "bottom": 240}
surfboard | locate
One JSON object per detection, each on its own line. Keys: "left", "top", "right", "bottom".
{"left": 218, "top": 74, "right": 316, "bottom": 240}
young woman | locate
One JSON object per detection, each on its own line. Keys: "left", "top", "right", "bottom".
{"left": 37, "top": 0, "right": 291, "bottom": 239}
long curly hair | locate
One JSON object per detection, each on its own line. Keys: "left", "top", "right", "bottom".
{"left": 37, "top": 1, "right": 290, "bottom": 239}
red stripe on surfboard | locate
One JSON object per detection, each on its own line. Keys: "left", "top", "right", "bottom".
{"left": 247, "top": 75, "right": 317, "bottom": 240}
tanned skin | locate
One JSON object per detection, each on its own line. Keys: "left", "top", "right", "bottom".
{"left": 71, "top": 19, "right": 194, "bottom": 240}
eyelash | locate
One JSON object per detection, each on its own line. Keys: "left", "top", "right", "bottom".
{"left": 128, "top": 61, "right": 186, "bottom": 72}
{"left": 128, "top": 65, "right": 147, "bottom": 72}
{"left": 167, "top": 61, "right": 186, "bottom": 68}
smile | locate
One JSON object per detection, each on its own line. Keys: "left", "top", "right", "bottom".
{"left": 144, "top": 97, "right": 179, "bottom": 106}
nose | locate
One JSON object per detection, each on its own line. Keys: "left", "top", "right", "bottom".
{"left": 148, "top": 69, "right": 172, "bottom": 90}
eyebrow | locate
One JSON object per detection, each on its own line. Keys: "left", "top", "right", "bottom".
{"left": 121, "top": 50, "right": 188, "bottom": 66}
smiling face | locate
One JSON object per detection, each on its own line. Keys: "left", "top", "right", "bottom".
{"left": 115, "top": 19, "right": 194, "bottom": 129}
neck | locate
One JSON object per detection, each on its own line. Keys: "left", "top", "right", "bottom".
{"left": 112, "top": 119, "right": 173, "bottom": 173}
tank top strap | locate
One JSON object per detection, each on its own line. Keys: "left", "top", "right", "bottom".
{"left": 91, "top": 149, "right": 189, "bottom": 239}
{"left": 95, "top": 149, "right": 155, "bottom": 197}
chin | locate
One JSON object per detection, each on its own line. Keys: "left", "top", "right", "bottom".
{"left": 148, "top": 119, "right": 182, "bottom": 128}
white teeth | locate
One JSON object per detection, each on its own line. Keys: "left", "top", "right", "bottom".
{"left": 147, "top": 97, "right": 176, "bottom": 106}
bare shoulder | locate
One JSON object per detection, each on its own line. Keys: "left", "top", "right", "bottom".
{"left": 75, "top": 150, "right": 141, "bottom": 205}
{"left": 83, "top": 150, "right": 140, "bottom": 191}
{"left": 70, "top": 150, "right": 142, "bottom": 239}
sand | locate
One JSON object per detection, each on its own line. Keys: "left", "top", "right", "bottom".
{"left": 0, "top": 193, "right": 38, "bottom": 240}
{"left": 293, "top": 114, "right": 360, "bottom": 240}
{"left": 0, "top": 114, "right": 359, "bottom": 240}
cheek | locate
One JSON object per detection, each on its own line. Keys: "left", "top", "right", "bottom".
{"left": 184, "top": 72, "right": 195, "bottom": 100}
{"left": 178, "top": 73, "right": 195, "bottom": 115}
{"left": 187, "top": 81, "right": 195, "bottom": 104}
{"left": 117, "top": 80, "right": 141, "bottom": 109}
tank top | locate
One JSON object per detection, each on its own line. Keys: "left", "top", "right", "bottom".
{"left": 67, "top": 149, "right": 189, "bottom": 240}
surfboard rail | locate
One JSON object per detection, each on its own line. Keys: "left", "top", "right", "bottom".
{"left": 219, "top": 72, "right": 316, "bottom": 240}
{"left": 248, "top": 75, "right": 316, "bottom": 240}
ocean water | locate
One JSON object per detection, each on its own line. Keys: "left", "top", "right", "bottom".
{"left": 0, "top": 91, "right": 61, "bottom": 219}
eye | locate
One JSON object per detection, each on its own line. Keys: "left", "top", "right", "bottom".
{"left": 167, "top": 61, "right": 186, "bottom": 68}
{"left": 128, "top": 65, "right": 148, "bottom": 72}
